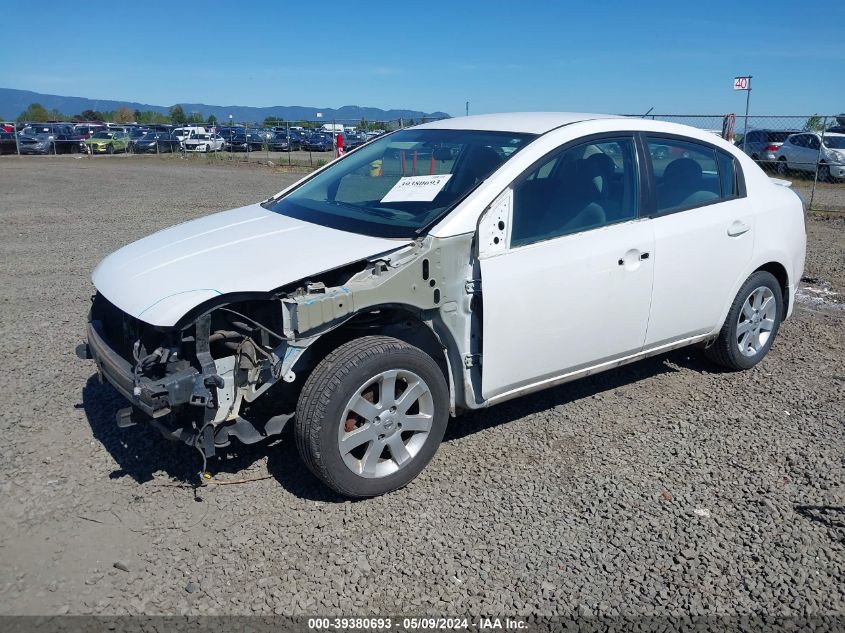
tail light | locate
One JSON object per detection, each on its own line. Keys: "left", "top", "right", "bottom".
{"left": 765, "top": 144, "right": 780, "bottom": 151}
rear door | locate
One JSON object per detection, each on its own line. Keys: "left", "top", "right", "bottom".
{"left": 643, "top": 136, "right": 754, "bottom": 347}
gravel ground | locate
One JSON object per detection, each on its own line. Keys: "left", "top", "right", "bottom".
{"left": 0, "top": 156, "right": 843, "bottom": 618}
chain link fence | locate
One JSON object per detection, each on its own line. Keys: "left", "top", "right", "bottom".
{"left": 625, "top": 114, "right": 845, "bottom": 212}
{"left": 0, "top": 117, "right": 438, "bottom": 169}
{"left": 4, "top": 113, "right": 843, "bottom": 211}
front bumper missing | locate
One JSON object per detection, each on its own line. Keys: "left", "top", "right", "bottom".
{"left": 77, "top": 317, "right": 293, "bottom": 460}
{"left": 81, "top": 320, "right": 200, "bottom": 418}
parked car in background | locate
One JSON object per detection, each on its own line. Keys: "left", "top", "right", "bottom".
{"left": 344, "top": 132, "right": 368, "bottom": 151}
{"left": 224, "top": 130, "right": 264, "bottom": 151}
{"left": 184, "top": 133, "right": 225, "bottom": 152}
{"left": 84, "top": 130, "right": 130, "bottom": 154}
{"left": 268, "top": 133, "right": 293, "bottom": 152}
{"left": 303, "top": 132, "right": 334, "bottom": 151}
{"left": 0, "top": 131, "right": 17, "bottom": 154}
{"left": 172, "top": 126, "right": 208, "bottom": 143}
{"left": 77, "top": 113, "right": 805, "bottom": 498}
{"left": 132, "top": 131, "right": 181, "bottom": 153}
{"left": 74, "top": 124, "right": 107, "bottom": 139}
{"left": 127, "top": 127, "right": 151, "bottom": 152}
{"left": 254, "top": 128, "right": 273, "bottom": 141}
{"left": 775, "top": 132, "right": 845, "bottom": 182}
{"left": 18, "top": 124, "right": 86, "bottom": 154}
{"left": 739, "top": 129, "right": 800, "bottom": 166}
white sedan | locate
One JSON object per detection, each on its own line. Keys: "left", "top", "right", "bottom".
{"left": 79, "top": 113, "right": 806, "bottom": 497}
{"left": 183, "top": 133, "right": 225, "bottom": 153}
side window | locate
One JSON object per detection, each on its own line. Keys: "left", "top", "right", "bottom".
{"left": 646, "top": 137, "right": 721, "bottom": 214}
{"left": 511, "top": 137, "right": 638, "bottom": 248}
{"left": 791, "top": 135, "right": 806, "bottom": 148}
{"left": 807, "top": 135, "right": 820, "bottom": 150}
{"left": 717, "top": 150, "right": 739, "bottom": 199}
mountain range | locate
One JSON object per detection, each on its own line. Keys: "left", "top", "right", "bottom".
{"left": 0, "top": 88, "right": 451, "bottom": 123}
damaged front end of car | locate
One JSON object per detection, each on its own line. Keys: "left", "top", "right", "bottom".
{"left": 77, "top": 233, "right": 482, "bottom": 473}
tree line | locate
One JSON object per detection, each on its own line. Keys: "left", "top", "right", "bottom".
{"left": 13, "top": 102, "right": 415, "bottom": 131}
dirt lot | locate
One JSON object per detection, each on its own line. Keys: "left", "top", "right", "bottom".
{"left": 0, "top": 156, "right": 843, "bottom": 618}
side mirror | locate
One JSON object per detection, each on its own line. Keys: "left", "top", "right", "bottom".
{"left": 433, "top": 147, "right": 453, "bottom": 161}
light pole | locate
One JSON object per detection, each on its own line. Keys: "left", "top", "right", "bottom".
{"left": 466, "top": 101, "right": 469, "bottom": 117}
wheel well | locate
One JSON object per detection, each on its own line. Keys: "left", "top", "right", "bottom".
{"left": 755, "top": 262, "right": 789, "bottom": 316}
{"left": 291, "top": 308, "right": 450, "bottom": 398}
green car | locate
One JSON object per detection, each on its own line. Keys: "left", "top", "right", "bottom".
{"left": 85, "top": 130, "right": 129, "bottom": 154}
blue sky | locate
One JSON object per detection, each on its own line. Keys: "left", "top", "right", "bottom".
{"left": 2, "top": 0, "right": 843, "bottom": 116}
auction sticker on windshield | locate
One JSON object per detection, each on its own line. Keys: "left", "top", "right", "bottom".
{"left": 380, "top": 174, "right": 452, "bottom": 203}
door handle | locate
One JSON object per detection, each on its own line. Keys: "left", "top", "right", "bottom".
{"left": 618, "top": 251, "right": 650, "bottom": 266}
{"left": 727, "top": 221, "right": 750, "bottom": 237}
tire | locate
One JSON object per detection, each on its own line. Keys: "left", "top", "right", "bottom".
{"left": 777, "top": 159, "right": 788, "bottom": 176}
{"left": 705, "top": 271, "right": 783, "bottom": 371}
{"left": 295, "top": 335, "right": 449, "bottom": 498}
{"left": 818, "top": 163, "right": 830, "bottom": 183}
{"left": 107, "top": 143, "right": 114, "bottom": 155}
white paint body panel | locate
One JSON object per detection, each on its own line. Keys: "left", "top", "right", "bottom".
{"left": 480, "top": 219, "right": 654, "bottom": 399}
{"left": 92, "top": 203, "right": 407, "bottom": 326}
{"left": 645, "top": 198, "right": 755, "bottom": 346}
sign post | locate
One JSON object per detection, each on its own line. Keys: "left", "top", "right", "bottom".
{"left": 734, "top": 75, "right": 752, "bottom": 152}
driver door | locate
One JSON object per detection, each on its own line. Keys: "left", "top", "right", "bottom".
{"left": 479, "top": 136, "right": 654, "bottom": 400}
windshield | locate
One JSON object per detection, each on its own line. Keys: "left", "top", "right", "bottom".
{"left": 91, "top": 132, "right": 113, "bottom": 139}
{"left": 23, "top": 126, "right": 51, "bottom": 135}
{"left": 263, "top": 128, "right": 535, "bottom": 238}
{"left": 824, "top": 135, "right": 845, "bottom": 149}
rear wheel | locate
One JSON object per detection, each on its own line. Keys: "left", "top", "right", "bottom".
{"left": 295, "top": 336, "right": 449, "bottom": 498}
{"left": 705, "top": 271, "right": 783, "bottom": 370}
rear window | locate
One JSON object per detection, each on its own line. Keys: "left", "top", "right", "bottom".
{"left": 647, "top": 137, "right": 727, "bottom": 214}
{"left": 766, "top": 131, "right": 794, "bottom": 143}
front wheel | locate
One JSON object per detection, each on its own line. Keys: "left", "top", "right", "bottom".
{"left": 817, "top": 163, "right": 831, "bottom": 183}
{"left": 107, "top": 143, "right": 114, "bottom": 154}
{"left": 705, "top": 271, "right": 783, "bottom": 370}
{"left": 295, "top": 336, "right": 449, "bottom": 498}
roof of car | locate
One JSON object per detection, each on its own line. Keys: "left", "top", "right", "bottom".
{"left": 416, "top": 112, "right": 621, "bottom": 134}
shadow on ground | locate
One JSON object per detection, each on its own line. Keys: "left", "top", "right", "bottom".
{"left": 81, "top": 347, "right": 712, "bottom": 499}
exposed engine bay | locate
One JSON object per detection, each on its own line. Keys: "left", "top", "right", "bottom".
{"left": 79, "top": 233, "right": 481, "bottom": 466}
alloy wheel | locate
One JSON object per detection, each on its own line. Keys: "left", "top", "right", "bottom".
{"left": 736, "top": 286, "right": 777, "bottom": 357}
{"left": 338, "top": 369, "right": 434, "bottom": 478}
